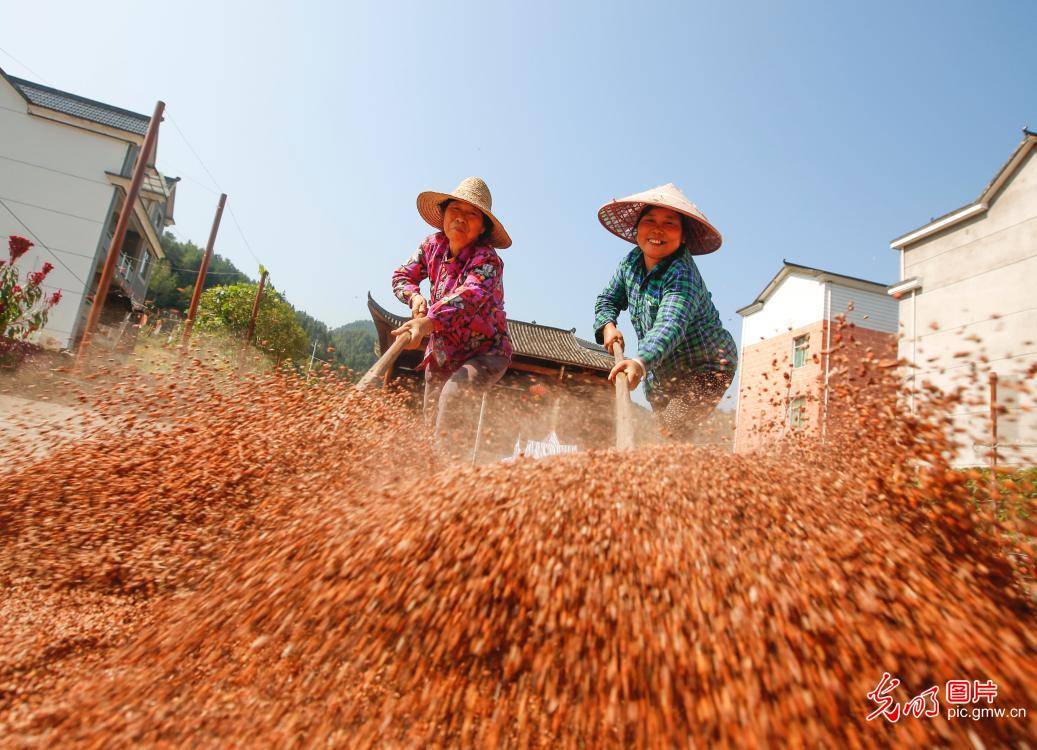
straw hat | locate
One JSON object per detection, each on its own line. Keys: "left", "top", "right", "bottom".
{"left": 416, "top": 176, "right": 512, "bottom": 249}
{"left": 597, "top": 183, "right": 722, "bottom": 255}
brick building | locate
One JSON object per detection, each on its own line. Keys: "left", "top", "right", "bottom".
{"left": 733, "top": 262, "right": 898, "bottom": 452}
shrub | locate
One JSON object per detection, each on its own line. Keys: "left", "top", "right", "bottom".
{"left": 0, "top": 235, "right": 62, "bottom": 341}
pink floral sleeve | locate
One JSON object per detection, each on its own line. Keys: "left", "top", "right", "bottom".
{"left": 391, "top": 239, "right": 429, "bottom": 304}
{"left": 425, "top": 247, "right": 503, "bottom": 332}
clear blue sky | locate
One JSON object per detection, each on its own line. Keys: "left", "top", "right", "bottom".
{"left": 3, "top": 0, "right": 1035, "bottom": 395}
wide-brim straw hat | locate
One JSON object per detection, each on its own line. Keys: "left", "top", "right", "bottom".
{"left": 416, "top": 176, "right": 512, "bottom": 249}
{"left": 597, "top": 183, "right": 722, "bottom": 255}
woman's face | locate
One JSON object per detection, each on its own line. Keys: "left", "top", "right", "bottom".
{"left": 442, "top": 201, "right": 486, "bottom": 252}
{"left": 636, "top": 207, "right": 684, "bottom": 264}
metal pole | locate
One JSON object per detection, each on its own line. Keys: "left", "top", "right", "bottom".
{"left": 989, "top": 371, "right": 999, "bottom": 470}
{"left": 472, "top": 390, "right": 488, "bottom": 465}
{"left": 244, "top": 269, "right": 268, "bottom": 347}
{"left": 612, "top": 340, "right": 635, "bottom": 450}
{"left": 989, "top": 371, "right": 1000, "bottom": 505}
{"left": 181, "top": 192, "right": 227, "bottom": 347}
{"left": 77, "top": 100, "right": 165, "bottom": 363}
{"left": 307, "top": 339, "right": 318, "bottom": 372}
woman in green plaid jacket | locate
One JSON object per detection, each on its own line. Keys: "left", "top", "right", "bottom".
{"left": 593, "top": 183, "right": 737, "bottom": 440}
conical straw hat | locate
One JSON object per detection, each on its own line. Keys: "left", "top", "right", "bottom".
{"left": 597, "top": 183, "right": 722, "bottom": 255}
{"left": 416, "top": 176, "right": 512, "bottom": 249}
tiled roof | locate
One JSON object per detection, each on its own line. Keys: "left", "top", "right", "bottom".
{"left": 7, "top": 76, "right": 150, "bottom": 136}
{"left": 508, "top": 319, "right": 612, "bottom": 370}
{"left": 368, "top": 294, "right": 612, "bottom": 371}
{"left": 143, "top": 168, "right": 170, "bottom": 197}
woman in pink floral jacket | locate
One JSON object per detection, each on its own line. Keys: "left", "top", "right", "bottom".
{"left": 391, "top": 177, "right": 512, "bottom": 456}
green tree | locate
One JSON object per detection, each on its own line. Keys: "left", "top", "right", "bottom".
{"left": 329, "top": 321, "right": 378, "bottom": 377}
{"left": 197, "top": 282, "right": 308, "bottom": 363}
{"left": 146, "top": 258, "right": 180, "bottom": 309}
{"left": 149, "top": 233, "right": 250, "bottom": 312}
{"left": 294, "top": 309, "right": 335, "bottom": 363}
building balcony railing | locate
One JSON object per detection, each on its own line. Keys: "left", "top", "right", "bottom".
{"left": 112, "top": 252, "right": 150, "bottom": 305}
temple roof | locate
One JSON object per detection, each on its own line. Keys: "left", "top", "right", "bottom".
{"left": 368, "top": 294, "right": 612, "bottom": 372}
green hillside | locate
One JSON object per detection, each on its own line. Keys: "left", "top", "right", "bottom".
{"left": 149, "top": 232, "right": 377, "bottom": 377}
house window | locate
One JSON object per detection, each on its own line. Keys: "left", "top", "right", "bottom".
{"left": 150, "top": 201, "right": 164, "bottom": 230}
{"left": 792, "top": 335, "right": 809, "bottom": 368}
{"left": 789, "top": 396, "right": 807, "bottom": 429}
{"left": 138, "top": 251, "right": 150, "bottom": 278}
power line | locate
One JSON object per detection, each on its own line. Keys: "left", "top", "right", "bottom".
{"left": 166, "top": 113, "right": 222, "bottom": 193}
{"left": 12, "top": 242, "right": 94, "bottom": 260}
{"left": 226, "top": 205, "right": 263, "bottom": 268}
{"left": 0, "top": 196, "right": 86, "bottom": 285}
{"left": 0, "top": 153, "right": 112, "bottom": 187}
{"left": 36, "top": 281, "right": 82, "bottom": 296}
{"left": 165, "top": 112, "right": 265, "bottom": 270}
{"left": 0, "top": 194, "right": 102, "bottom": 224}
{"left": 168, "top": 266, "right": 248, "bottom": 277}
{"left": 162, "top": 168, "right": 220, "bottom": 196}
{"left": 0, "top": 45, "right": 49, "bottom": 83}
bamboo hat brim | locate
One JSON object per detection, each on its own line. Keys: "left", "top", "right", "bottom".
{"left": 416, "top": 176, "right": 512, "bottom": 249}
{"left": 597, "top": 183, "right": 722, "bottom": 255}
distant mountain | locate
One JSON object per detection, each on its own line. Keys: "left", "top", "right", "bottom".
{"left": 148, "top": 232, "right": 386, "bottom": 377}
{"left": 329, "top": 320, "right": 378, "bottom": 377}
{"left": 331, "top": 320, "right": 376, "bottom": 335}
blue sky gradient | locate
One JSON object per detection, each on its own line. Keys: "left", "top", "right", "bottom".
{"left": 3, "top": 0, "right": 1035, "bottom": 403}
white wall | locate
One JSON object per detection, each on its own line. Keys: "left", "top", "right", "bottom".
{"left": 741, "top": 273, "right": 825, "bottom": 345}
{"left": 0, "top": 76, "right": 127, "bottom": 349}
{"left": 897, "top": 146, "right": 1037, "bottom": 466}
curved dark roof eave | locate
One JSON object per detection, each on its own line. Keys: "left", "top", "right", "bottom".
{"left": 367, "top": 293, "right": 611, "bottom": 372}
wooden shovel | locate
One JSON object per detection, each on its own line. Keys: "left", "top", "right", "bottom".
{"left": 612, "top": 340, "right": 636, "bottom": 450}
{"left": 356, "top": 330, "right": 412, "bottom": 390}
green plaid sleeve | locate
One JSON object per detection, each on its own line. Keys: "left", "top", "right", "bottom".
{"left": 593, "top": 264, "right": 628, "bottom": 343}
{"left": 636, "top": 267, "right": 701, "bottom": 368}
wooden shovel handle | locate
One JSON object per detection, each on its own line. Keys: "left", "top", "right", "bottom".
{"left": 612, "top": 340, "right": 635, "bottom": 450}
{"left": 357, "top": 331, "right": 411, "bottom": 390}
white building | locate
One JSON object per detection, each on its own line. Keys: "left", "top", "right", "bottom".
{"left": 889, "top": 129, "right": 1037, "bottom": 467}
{"left": 734, "top": 262, "right": 898, "bottom": 452}
{"left": 0, "top": 67, "right": 177, "bottom": 350}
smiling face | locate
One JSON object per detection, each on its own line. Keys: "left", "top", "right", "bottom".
{"left": 442, "top": 200, "right": 488, "bottom": 254}
{"left": 636, "top": 207, "right": 685, "bottom": 268}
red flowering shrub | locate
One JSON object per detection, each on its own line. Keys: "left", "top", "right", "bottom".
{"left": 7, "top": 235, "right": 32, "bottom": 262}
{"left": 1, "top": 235, "right": 63, "bottom": 342}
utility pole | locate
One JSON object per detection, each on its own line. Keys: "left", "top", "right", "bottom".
{"left": 989, "top": 371, "right": 999, "bottom": 471}
{"left": 77, "top": 100, "right": 165, "bottom": 364}
{"left": 307, "top": 339, "right": 319, "bottom": 372}
{"left": 244, "top": 269, "right": 268, "bottom": 347}
{"left": 989, "top": 371, "right": 1000, "bottom": 506}
{"left": 181, "top": 192, "right": 227, "bottom": 347}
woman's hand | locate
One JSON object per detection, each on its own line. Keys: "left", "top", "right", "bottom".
{"left": 608, "top": 358, "right": 645, "bottom": 390}
{"left": 391, "top": 316, "right": 434, "bottom": 350}
{"left": 602, "top": 322, "right": 624, "bottom": 355}
{"left": 410, "top": 294, "right": 428, "bottom": 318}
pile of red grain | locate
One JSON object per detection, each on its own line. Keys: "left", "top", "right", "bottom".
{"left": 1, "top": 358, "right": 1034, "bottom": 749}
